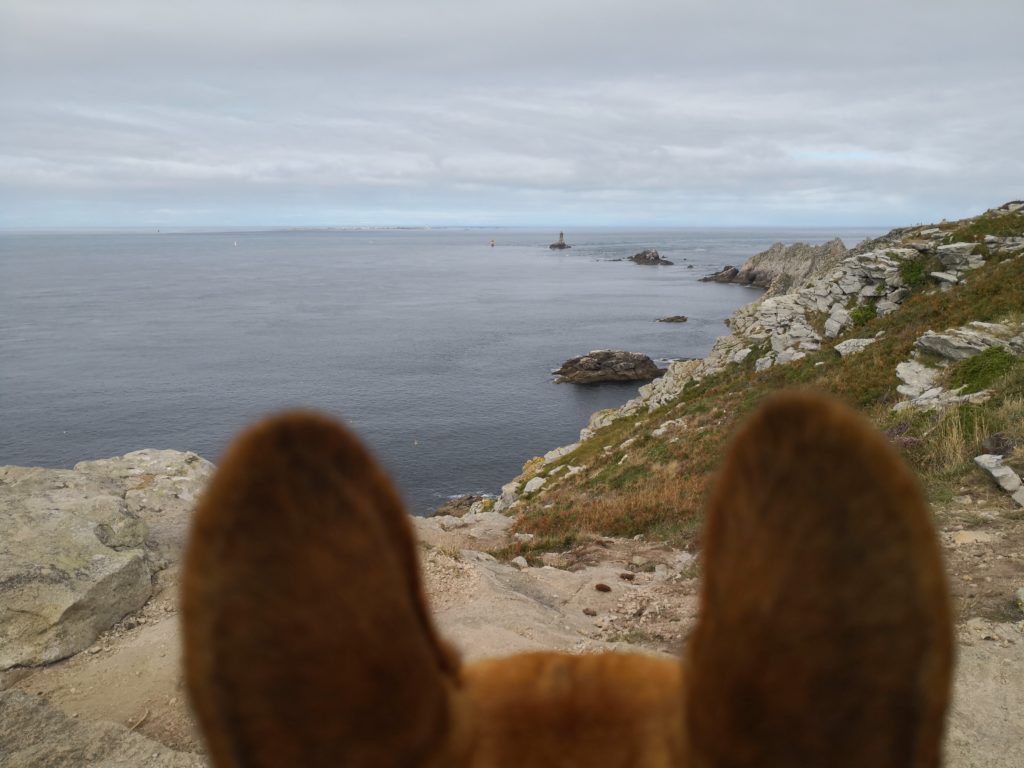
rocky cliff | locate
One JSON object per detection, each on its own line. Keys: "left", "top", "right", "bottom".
{"left": 701, "top": 237, "right": 847, "bottom": 297}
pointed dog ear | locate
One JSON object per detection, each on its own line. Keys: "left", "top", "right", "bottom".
{"left": 182, "top": 412, "right": 471, "bottom": 768}
{"left": 685, "top": 392, "right": 953, "bottom": 768}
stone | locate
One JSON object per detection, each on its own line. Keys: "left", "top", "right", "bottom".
{"left": 834, "top": 338, "right": 877, "bottom": 357}
{"left": 0, "top": 690, "right": 205, "bottom": 767}
{"left": 1013, "top": 489, "right": 1024, "bottom": 508}
{"left": 629, "top": 249, "right": 673, "bottom": 265}
{"left": 554, "top": 350, "right": 665, "bottom": 384}
{"left": 656, "top": 315, "right": 688, "bottom": 323}
{"left": 523, "top": 476, "right": 547, "bottom": 495}
{"left": 931, "top": 271, "right": 959, "bottom": 284}
{"left": 492, "top": 480, "right": 521, "bottom": 513}
{"left": 895, "top": 361, "right": 940, "bottom": 398}
{"left": 0, "top": 450, "right": 212, "bottom": 670}
{"left": 916, "top": 329, "right": 1004, "bottom": 361}
{"left": 543, "top": 443, "right": 579, "bottom": 464}
{"left": 511, "top": 556, "right": 529, "bottom": 570}
{"left": 974, "top": 455, "right": 1023, "bottom": 494}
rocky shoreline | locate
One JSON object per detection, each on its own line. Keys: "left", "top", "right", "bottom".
{"left": 3, "top": 203, "right": 1023, "bottom": 766}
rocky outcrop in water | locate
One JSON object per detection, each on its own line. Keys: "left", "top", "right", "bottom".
{"left": 0, "top": 450, "right": 214, "bottom": 670}
{"left": 701, "top": 238, "right": 847, "bottom": 296}
{"left": 553, "top": 350, "right": 665, "bottom": 384}
{"left": 629, "top": 249, "right": 673, "bottom": 266}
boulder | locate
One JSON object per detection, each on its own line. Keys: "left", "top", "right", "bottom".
{"left": 834, "top": 338, "right": 877, "bottom": 357}
{"left": 554, "top": 350, "right": 666, "bottom": 384}
{"left": 656, "top": 315, "right": 688, "bottom": 323}
{"left": 629, "top": 249, "right": 673, "bottom": 266}
{"left": 0, "top": 451, "right": 213, "bottom": 670}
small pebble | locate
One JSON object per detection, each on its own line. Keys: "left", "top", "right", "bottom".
{"left": 595, "top": 583, "right": 612, "bottom": 593}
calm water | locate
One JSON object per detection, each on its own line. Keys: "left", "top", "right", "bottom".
{"left": 0, "top": 226, "right": 884, "bottom": 513}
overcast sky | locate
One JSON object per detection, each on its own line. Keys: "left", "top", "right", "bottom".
{"left": 1, "top": 0, "right": 1021, "bottom": 228}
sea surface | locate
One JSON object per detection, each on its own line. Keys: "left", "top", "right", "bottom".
{"left": 0, "top": 226, "right": 885, "bottom": 513}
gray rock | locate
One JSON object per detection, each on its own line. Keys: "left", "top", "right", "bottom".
{"left": 0, "top": 451, "right": 212, "bottom": 670}
{"left": 511, "top": 556, "right": 529, "bottom": 570}
{"left": 974, "top": 455, "right": 1023, "bottom": 494}
{"left": 492, "top": 480, "right": 521, "bottom": 513}
{"left": 554, "top": 350, "right": 665, "bottom": 384}
{"left": 656, "top": 315, "right": 688, "bottom": 323}
{"left": 543, "top": 443, "right": 579, "bottom": 464}
{"left": 629, "top": 249, "right": 673, "bottom": 266}
{"left": 931, "top": 271, "right": 959, "bottom": 284}
{"left": 834, "top": 338, "right": 877, "bottom": 357}
{"left": 0, "top": 690, "right": 206, "bottom": 767}
{"left": 522, "top": 476, "right": 547, "bottom": 495}
{"left": 700, "top": 239, "right": 846, "bottom": 296}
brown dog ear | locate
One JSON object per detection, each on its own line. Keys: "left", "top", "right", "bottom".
{"left": 685, "top": 392, "right": 953, "bottom": 768}
{"left": 182, "top": 412, "right": 471, "bottom": 768}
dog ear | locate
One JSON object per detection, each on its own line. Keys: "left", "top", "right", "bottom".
{"left": 684, "top": 392, "right": 953, "bottom": 768}
{"left": 182, "top": 411, "right": 471, "bottom": 768}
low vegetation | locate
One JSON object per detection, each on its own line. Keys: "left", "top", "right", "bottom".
{"left": 508, "top": 254, "right": 1024, "bottom": 550}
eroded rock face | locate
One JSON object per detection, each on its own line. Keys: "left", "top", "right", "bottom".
{"left": 553, "top": 350, "right": 665, "bottom": 384}
{"left": 0, "top": 451, "right": 213, "bottom": 670}
{"left": 701, "top": 238, "right": 847, "bottom": 295}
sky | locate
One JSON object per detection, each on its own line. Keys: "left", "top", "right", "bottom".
{"left": 1, "top": 0, "right": 1022, "bottom": 228}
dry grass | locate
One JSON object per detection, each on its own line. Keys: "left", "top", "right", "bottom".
{"left": 508, "top": 255, "right": 1024, "bottom": 548}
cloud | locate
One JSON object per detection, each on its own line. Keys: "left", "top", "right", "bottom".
{"left": 1, "top": 0, "right": 1022, "bottom": 226}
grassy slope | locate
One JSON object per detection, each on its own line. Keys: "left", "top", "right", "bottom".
{"left": 503, "top": 212, "right": 1024, "bottom": 558}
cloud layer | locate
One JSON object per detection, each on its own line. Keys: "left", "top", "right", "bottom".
{"left": 2, "top": 0, "right": 1022, "bottom": 227}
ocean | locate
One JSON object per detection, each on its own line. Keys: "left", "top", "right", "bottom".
{"left": 0, "top": 226, "right": 885, "bottom": 513}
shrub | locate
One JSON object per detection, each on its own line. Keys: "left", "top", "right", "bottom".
{"left": 947, "top": 347, "right": 1021, "bottom": 394}
{"left": 899, "top": 257, "right": 929, "bottom": 291}
{"left": 849, "top": 301, "right": 878, "bottom": 327}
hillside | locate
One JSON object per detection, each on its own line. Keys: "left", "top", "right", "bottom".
{"left": 478, "top": 202, "right": 1024, "bottom": 614}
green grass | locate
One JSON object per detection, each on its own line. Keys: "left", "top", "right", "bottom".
{"left": 947, "top": 347, "right": 1022, "bottom": 394}
{"left": 947, "top": 210, "right": 1024, "bottom": 242}
{"left": 898, "top": 255, "right": 934, "bottom": 291}
{"left": 505, "top": 255, "right": 1024, "bottom": 549}
{"left": 849, "top": 301, "right": 878, "bottom": 327}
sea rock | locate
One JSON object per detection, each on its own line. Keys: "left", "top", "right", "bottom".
{"left": 629, "top": 249, "right": 673, "bottom": 266}
{"left": 656, "top": 315, "right": 688, "bottom": 323}
{"left": 554, "top": 350, "right": 666, "bottom": 384}
{"left": 0, "top": 450, "right": 213, "bottom": 670}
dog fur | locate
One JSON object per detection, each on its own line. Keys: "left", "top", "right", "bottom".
{"left": 182, "top": 392, "right": 953, "bottom": 766}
